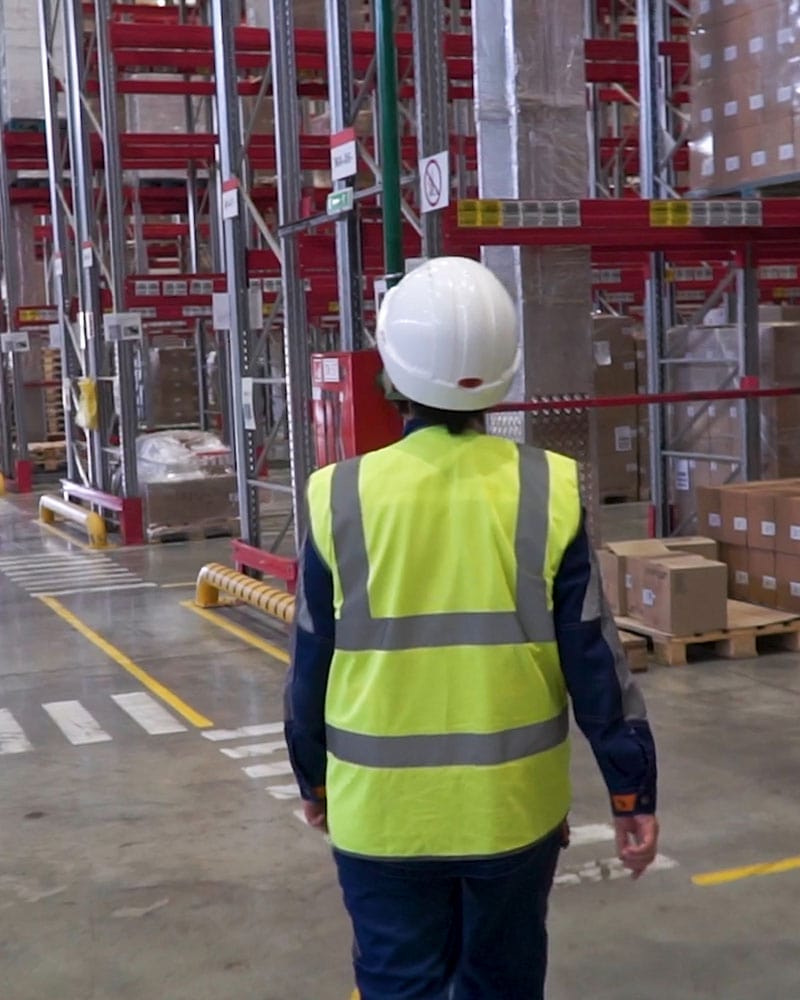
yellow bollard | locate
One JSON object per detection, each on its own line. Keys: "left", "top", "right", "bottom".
{"left": 195, "top": 562, "right": 295, "bottom": 624}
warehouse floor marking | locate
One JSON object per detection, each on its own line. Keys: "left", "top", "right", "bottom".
{"left": 181, "top": 601, "right": 290, "bottom": 665}
{"left": 693, "top": 855, "right": 800, "bottom": 887}
{"left": 39, "top": 596, "right": 213, "bottom": 728}
{"left": 0, "top": 551, "right": 153, "bottom": 597}
{"left": 0, "top": 692, "right": 188, "bottom": 754}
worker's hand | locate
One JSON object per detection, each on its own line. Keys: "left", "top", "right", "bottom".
{"left": 614, "top": 814, "right": 659, "bottom": 880}
{"left": 303, "top": 800, "right": 328, "bottom": 833}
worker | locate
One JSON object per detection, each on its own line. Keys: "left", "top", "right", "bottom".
{"left": 285, "top": 256, "right": 659, "bottom": 1000}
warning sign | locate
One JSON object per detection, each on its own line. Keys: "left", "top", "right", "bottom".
{"left": 419, "top": 151, "right": 450, "bottom": 214}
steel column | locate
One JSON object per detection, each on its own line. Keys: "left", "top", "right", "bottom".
{"left": 95, "top": 0, "right": 139, "bottom": 499}
{"left": 737, "top": 244, "right": 761, "bottom": 480}
{"left": 374, "top": 0, "right": 404, "bottom": 283}
{"left": 270, "top": 0, "right": 314, "bottom": 544}
{"left": 638, "top": 0, "right": 670, "bottom": 535}
{"left": 412, "top": 0, "right": 449, "bottom": 257}
{"left": 62, "top": 0, "right": 108, "bottom": 490}
{"left": 37, "top": 0, "right": 80, "bottom": 484}
{"left": 0, "top": 35, "right": 29, "bottom": 473}
{"left": 325, "top": 0, "right": 364, "bottom": 350}
{"left": 211, "top": 0, "right": 260, "bottom": 546}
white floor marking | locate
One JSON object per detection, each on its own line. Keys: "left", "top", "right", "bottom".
{"left": 266, "top": 783, "right": 300, "bottom": 800}
{"left": 0, "top": 709, "right": 33, "bottom": 755}
{"left": 554, "top": 853, "right": 678, "bottom": 888}
{"left": 569, "top": 823, "right": 615, "bottom": 847}
{"left": 202, "top": 722, "right": 285, "bottom": 742}
{"left": 220, "top": 740, "right": 286, "bottom": 759}
{"left": 32, "top": 583, "right": 157, "bottom": 597}
{"left": 111, "top": 693, "right": 187, "bottom": 735}
{"left": 42, "top": 701, "right": 113, "bottom": 745}
{"left": 242, "top": 761, "right": 295, "bottom": 779}
{"left": 9, "top": 569, "right": 134, "bottom": 584}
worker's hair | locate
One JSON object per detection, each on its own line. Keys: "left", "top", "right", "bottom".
{"left": 410, "top": 402, "right": 485, "bottom": 435}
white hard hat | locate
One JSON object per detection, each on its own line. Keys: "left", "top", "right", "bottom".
{"left": 376, "top": 256, "right": 520, "bottom": 411}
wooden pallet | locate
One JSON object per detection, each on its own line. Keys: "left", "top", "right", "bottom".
{"left": 615, "top": 600, "right": 800, "bottom": 667}
{"left": 619, "top": 630, "right": 649, "bottom": 673}
{"left": 29, "top": 440, "right": 67, "bottom": 472}
{"left": 146, "top": 518, "right": 240, "bottom": 544}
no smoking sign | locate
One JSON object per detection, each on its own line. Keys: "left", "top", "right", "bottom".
{"left": 419, "top": 151, "right": 450, "bottom": 214}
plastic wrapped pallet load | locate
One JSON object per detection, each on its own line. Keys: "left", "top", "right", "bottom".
{"left": 136, "top": 431, "right": 239, "bottom": 541}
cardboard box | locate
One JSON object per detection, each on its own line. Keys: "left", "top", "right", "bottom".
{"left": 662, "top": 536, "right": 719, "bottom": 560}
{"left": 776, "top": 494, "right": 800, "bottom": 557}
{"left": 696, "top": 485, "right": 724, "bottom": 539}
{"left": 719, "top": 543, "right": 750, "bottom": 601}
{"left": 747, "top": 549, "right": 778, "bottom": 608}
{"left": 597, "top": 540, "right": 671, "bottom": 617}
{"left": 593, "top": 406, "right": 640, "bottom": 501}
{"left": 591, "top": 316, "right": 637, "bottom": 397}
{"left": 720, "top": 484, "right": 761, "bottom": 546}
{"left": 776, "top": 553, "right": 800, "bottom": 615}
{"left": 638, "top": 555, "right": 728, "bottom": 635}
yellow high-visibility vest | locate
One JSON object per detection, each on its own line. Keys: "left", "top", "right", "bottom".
{"left": 306, "top": 425, "right": 582, "bottom": 859}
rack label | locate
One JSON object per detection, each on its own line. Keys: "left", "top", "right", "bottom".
{"left": 222, "top": 178, "right": 239, "bottom": 220}
{"left": 331, "top": 128, "right": 357, "bottom": 182}
{"left": 651, "top": 200, "right": 763, "bottom": 228}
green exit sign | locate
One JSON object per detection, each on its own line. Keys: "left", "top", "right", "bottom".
{"left": 326, "top": 188, "right": 354, "bottom": 216}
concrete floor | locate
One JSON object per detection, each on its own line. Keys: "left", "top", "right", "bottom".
{"left": 1, "top": 494, "right": 800, "bottom": 999}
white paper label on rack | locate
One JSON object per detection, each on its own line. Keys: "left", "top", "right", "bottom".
{"left": 134, "top": 279, "right": 160, "bottom": 297}
{"left": 750, "top": 93, "right": 765, "bottom": 111}
{"left": 736, "top": 571, "right": 749, "bottom": 586}
{"left": 248, "top": 285, "right": 264, "bottom": 330}
{"left": 764, "top": 576, "right": 777, "bottom": 591}
{"left": 614, "top": 426, "right": 634, "bottom": 453}
{"left": 241, "top": 377, "right": 256, "bottom": 430}
{"left": 791, "top": 582, "right": 800, "bottom": 598}
{"left": 48, "top": 323, "right": 63, "bottom": 350}
{"left": 624, "top": 573, "right": 633, "bottom": 591}
{"left": 222, "top": 179, "right": 239, "bottom": 219}
{"left": 190, "top": 279, "right": 214, "bottom": 296}
{"left": 700, "top": 106, "right": 713, "bottom": 124}
{"left": 761, "top": 520, "right": 776, "bottom": 538}
{"left": 724, "top": 101, "right": 738, "bottom": 117}
{"left": 330, "top": 128, "right": 358, "bottom": 182}
{"left": 675, "top": 459, "right": 691, "bottom": 493}
{"left": 791, "top": 525, "right": 800, "bottom": 542}
{"left": 700, "top": 53, "right": 712, "bottom": 71}
{"left": 103, "top": 312, "right": 143, "bottom": 342}
{"left": 53, "top": 253, "right": 63, "bottom": 277}
{"left": 642, "top": 589, "right": 656, "bottom": 609}
{"left": 749, "top": 36, "right": 764, "bottom": 54}
{"left": 0, "top": 331, "right": 31, "bottom": 353}
{"left": 752, "top": 150, "right": 767, "bottom": 167}
{"left": 724, "top": 45, "right": 738, "bottom": 62}
{"left": 709, "top": 513, "right": 722, "bottom": 528}
{"left": 81, "top": 242, "right": 93, "bottom": 268}
{"left": 212, "top": 292, "right": 231, "bottom": 331}
{"left": 164, "top": 280, "right": 188, "bottom": 297}
{"left": 778, "top": 27, "right": 793, "bottom": 45}
{"left": 734, "top": 517, "right": 748, "bottom": 533}
{"left": 322, "top": 358, "right": 340, "bottom": 384}
{"left": 419, "top": 151, "right": 450, "bottom": 214}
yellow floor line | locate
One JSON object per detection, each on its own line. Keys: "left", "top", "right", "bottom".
{"left": 39, "top": 595, "right": 213, "bottom": 728}
{"left": 180, "top": 600, "right": 290, "bottom": 665}
{"left": 692, "top": 855, "right": 800, "bottom": 887}
{"left": 34, "top": 518, "right": 117, "bottom": 552}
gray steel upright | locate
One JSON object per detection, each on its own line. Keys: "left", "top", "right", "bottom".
{"left": 638, "top": 0, "right": 673, "bottom": 535}
{"left": 271, "top": 0, "right": 314, "bottom": 545}
{"left": 62, "top": 0, "right": 108, "bottom": 491}
{"left": 95, "top": 0, "right": 138, "bottom": 499}
{"left": 211, "top": 0, "right": 260, "bottom": 547}
{"left": 737, "top": 245, "right": 761, "bottom": 480}
{"left": 37, "top": 0, "right": 80, "bottom": 484}
{"left": 0, "top": 36, "right": 29, "bottom": 472}
{"left": 412, "top": 0, "right": 449, "bottom": 257}
{"left": 325, "top": 0, "right": 363, "bottom": 350}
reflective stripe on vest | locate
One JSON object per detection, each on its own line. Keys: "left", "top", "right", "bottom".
{"left": 326, "top": 706, "right": 569, "bottom": 769}
{"left": 330, "top": 445, "right": 555, "bottom": 651}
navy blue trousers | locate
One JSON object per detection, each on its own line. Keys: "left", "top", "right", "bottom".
{"left": 334, "top": 830, "right": 562, "bottom": 1000}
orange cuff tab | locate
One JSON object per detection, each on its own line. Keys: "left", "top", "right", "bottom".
{"left": 612, "top": 794, "right": 637, "bottom": 812}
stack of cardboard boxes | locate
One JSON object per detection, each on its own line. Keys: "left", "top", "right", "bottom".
{"left": 598, "top": 537, "right": 729, "bottom": 636}
{"left": 697, "top": 480, "right": 800, "bottom": 614}
{"left": 149, "top": 348, "right": 200, "bottom": 427}
{"left": 690, "top": 0, "right": 800, "bottom": 193}
{"left": 591, "top": 315, "right": 650, "bottom": 504}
